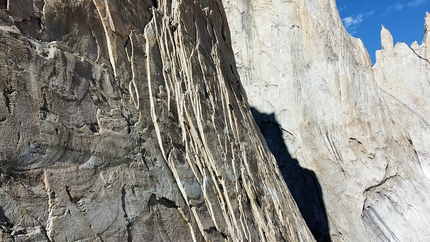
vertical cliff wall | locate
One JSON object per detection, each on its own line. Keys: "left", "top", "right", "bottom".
{"left": 0, "top": 0, "right": 315, "bottom": 241}
{"left": 224, "top": 0, "right": 430, "bottom": 241}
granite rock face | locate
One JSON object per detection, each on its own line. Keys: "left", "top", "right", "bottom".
{"left": 374, "top": 19, "right": 430, "bottom": 181}
{"left": 224, "top": 0, "right": 430, "bottom": 241}
{"left": 0, "top": 0, "right": 315, "bottom": 241}
{"left": 3, "top": 0, "right": 430, "bottom": 241}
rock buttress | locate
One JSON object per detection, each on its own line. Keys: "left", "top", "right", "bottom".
{"left": 0, "top": 0, "right": 314, "bottom": 241}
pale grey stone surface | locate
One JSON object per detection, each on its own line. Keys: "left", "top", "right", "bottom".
{"left": 224, "top": 0, "right": 430, "bottom": 241}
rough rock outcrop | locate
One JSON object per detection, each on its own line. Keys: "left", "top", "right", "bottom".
{"left": 224, "top": 0, "right": 430, "bottom": 241}
{"left": 374, "top": 19, "right": 430, "bottom": 180}
{"left": 0, "top": 0, "right": 315, "bottom": 241}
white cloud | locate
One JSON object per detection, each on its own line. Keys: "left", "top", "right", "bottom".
{"left": 385, "top": 2, "right": 404, "bottom": 14}
{"left": 407, "top": 0, "right": 428, "bottom": 7}
{"left": 394, "top": 3, "right": 404, "bottom": 11}
{"left": 394, "top": 2, "right": 404, "bottom": 11}
{"left": 338, "top": 4, "right": 347, "bottom": 12}
{"left": 342, "top": 16, "right": 360, "bottom": 29}
{"left": 342, "top": 10, "right": 375, "bottom": 34}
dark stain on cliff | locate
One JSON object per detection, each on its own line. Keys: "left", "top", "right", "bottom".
{"left": 251, "top": 107, "right": 331, "bottom": 242}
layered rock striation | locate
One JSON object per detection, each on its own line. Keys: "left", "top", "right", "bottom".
{"left": 0, "top": 0, "right": 314, "bottom": 241}
{"left": 2, "top": 0, "right": 430, "bottom": 241}
{"left": 224, "top": 0, "right": 430, "bottom": 241}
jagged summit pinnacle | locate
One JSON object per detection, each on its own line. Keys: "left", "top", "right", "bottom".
{"left": 380, "top": 25, "right": 394, "bottom": 50}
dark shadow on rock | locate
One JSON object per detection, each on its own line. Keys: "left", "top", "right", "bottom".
{"left": 0, "top": 206, "right": 14, "bottom": 230}
{"left": 251, "top": 107, "right": 331, "bottom": 242}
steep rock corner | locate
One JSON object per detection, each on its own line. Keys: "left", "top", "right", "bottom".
{"left": 224, "top": 0, "right": 430, "bottom": 241}
{"left": 0, "top": 0, "right": 314, "bottom": 241}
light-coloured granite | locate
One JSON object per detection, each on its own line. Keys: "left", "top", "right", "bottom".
{"left": 224, "top": 0, "right": 430, "bottom": 240}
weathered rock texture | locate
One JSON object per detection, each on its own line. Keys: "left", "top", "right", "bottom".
{"left": 224, "top": 0, "right": 430, "bottom": 241}
{"left": 0, "top": 0, "right": 315, "bottom": 241}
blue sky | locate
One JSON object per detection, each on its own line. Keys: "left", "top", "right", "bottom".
{"left": 336, "top": 0, "right": 429, "bottom": 64}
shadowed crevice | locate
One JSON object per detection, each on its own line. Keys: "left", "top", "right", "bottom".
{"left": 0, "top": 0, "right": 6, "bottom": 10}
{"left": 0, "top": 206, "right": 13, "bottom": 237}
{"left": 251, "top": 107, "right": 331, "bottom": 242}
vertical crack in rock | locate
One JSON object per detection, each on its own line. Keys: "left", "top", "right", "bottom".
{"left": 35, "top": 218, "right": 52, "bottom": 242}
{"left": 151, "top": 0, "right": 158, "bottom": 9}
{"left": 121, "top": 186, "right": 132, "bottom": 242}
